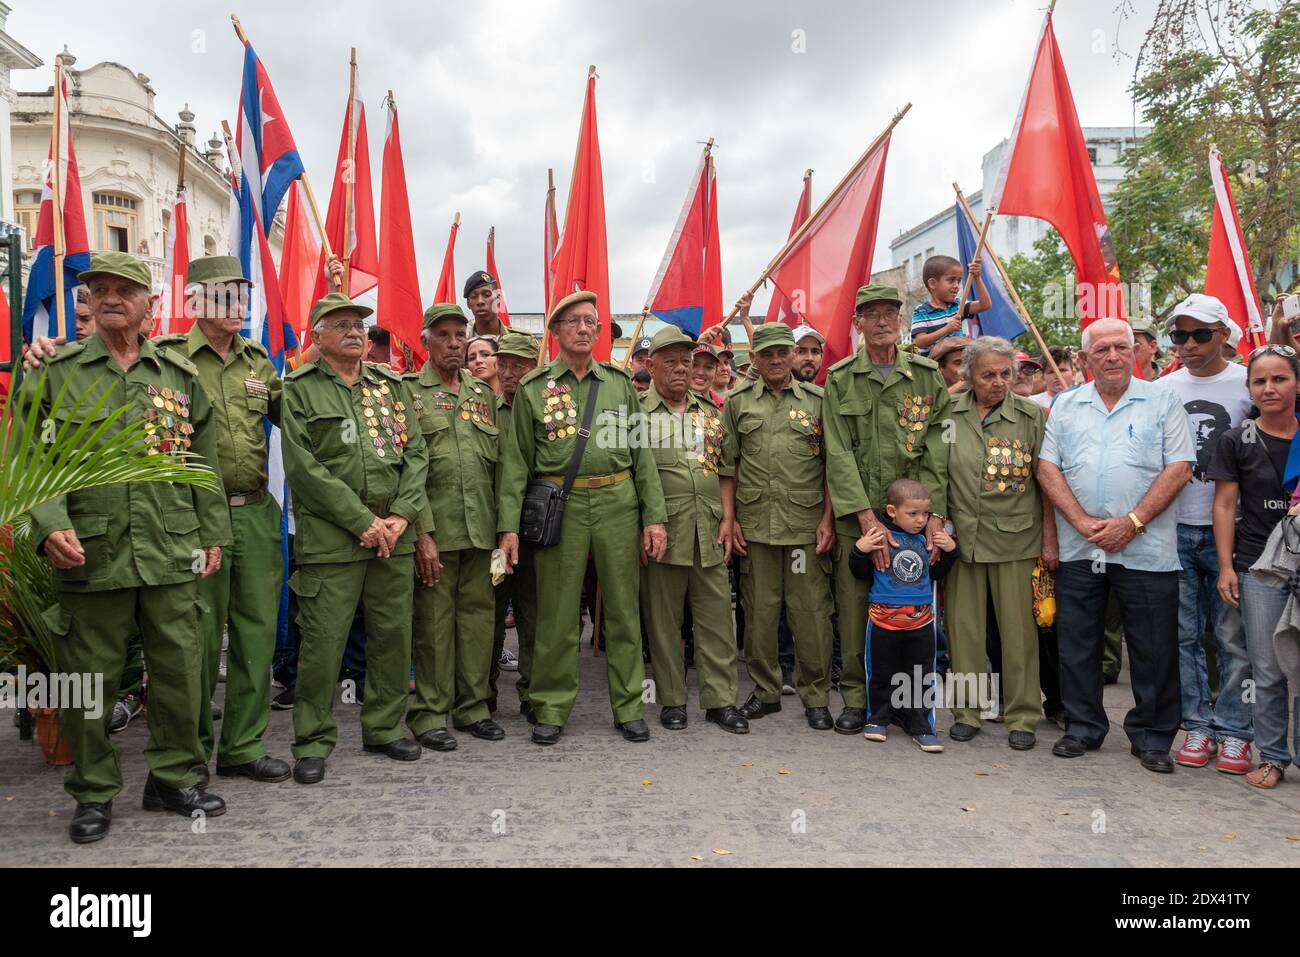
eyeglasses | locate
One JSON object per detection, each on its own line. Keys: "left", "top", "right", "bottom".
{"left": 1250, "top": 344, "right": 1297, "bottom": 360}
{"left": 556, "top": 317, "right": 599, "bottom": 329}
{"left": 1170, "top": 329, "right": 1218, "bottom": 345}
{"left": 325, "top": 320, "right": 367, "bottom": 334}
{"left": 856, "top": 309, "right": 900, "bottom": 324}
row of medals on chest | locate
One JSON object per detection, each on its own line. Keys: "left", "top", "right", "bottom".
{"left": 361, "top": 381, "right": 407, "bottom": 458}
{"left": 143, "top": 384, "right": 191, "bottom": 454}
{"left": 985, "top": 436, "right": 1029, "bottom": 493}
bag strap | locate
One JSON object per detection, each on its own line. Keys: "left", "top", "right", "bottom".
{"left": 560, "top": 377, "right": 602, "bottom": 498}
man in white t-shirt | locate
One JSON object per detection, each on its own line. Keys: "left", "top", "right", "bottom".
{"left": 1160, "top": 294, "right": 1254, "bottom": 774}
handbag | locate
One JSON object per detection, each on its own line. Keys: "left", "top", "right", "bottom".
{"left": 519, "top": 378, "right": 601, "bottom": 547}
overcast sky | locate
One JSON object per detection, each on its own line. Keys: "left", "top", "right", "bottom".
{"left": 12, "top": 0, "right": 1160, "bottom": 314}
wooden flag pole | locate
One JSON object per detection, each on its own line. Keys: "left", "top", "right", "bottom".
{"left": 954, "top": 210, "right": 992, "bottom": 326}
{"left": 619, "top": 305, "right": 651, "bottom": 369}
{"left": 722, "top": 103, "right": 912, "bottom": 327}
{"left": 953, "top": 184, "right": 1063, "bottom": 385}
{"left": 51, "top": 55, "right": 67, "bottom": 337}
{"left": 231, "top": 16, "right": 340, "bottom": 291}
{"left": 343, "top": 48, "right": 357, "bottom": 291}
{"left": 541, "top": 168, "right": 557, "bottom": 358}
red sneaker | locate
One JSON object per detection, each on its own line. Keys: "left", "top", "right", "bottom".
{"left": 1174, "top": 729, "right": 1217, "bottom": 768}
{"left": 1215, "top": 737, "right": 1252, "bottom": 775}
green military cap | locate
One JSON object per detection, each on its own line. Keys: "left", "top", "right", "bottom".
{"left": 77, "top": 251, "right": 152, "bottom": 291}
{"left": 423, "top": 302, "right": 468, "bottom": 330}
{"left": 497, "top": 330, "right": 540, "bottom": 360}
{"left": 1129, "top": 315, "right": 1160, "bottom": 341}
{"left": 186, "top": 255, "right": 251, "bottom": 287}
{"left": 548, "top": 289, "right": 599, "bottom": 326}
{"left": 648, "top": 325, "right": 695, "bottom": 356}
{"left": 855, "top": 283, "right": 903, "bottom": 310}
{"left": 310, "top": 291, "right": 373, "bottom": 328}
{"left": 750, "top": 322, "right": 796, "bottom": 353}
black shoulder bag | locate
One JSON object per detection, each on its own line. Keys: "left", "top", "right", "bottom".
{"left": 519, "top": 379, "right": 601, "bottom": 547}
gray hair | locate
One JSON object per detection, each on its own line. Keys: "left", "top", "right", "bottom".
{"left": 1080, "top": 317, "right": 1134, "bottom": 352}
{"left": 959, "top": 336, "right": 1019, "bottom": 384}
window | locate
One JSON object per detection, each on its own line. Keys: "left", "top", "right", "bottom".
{"left": 1087, "top": 147, "right": 1098, "bottom": 165}
{"left": 161, "top": 208, "right": 170, "bottom": 255}
{"left": 92, "top": 192, "right": 138, "bottom": 253}
{"left": 14, "top": 190, "right": 40, "bottom": 252}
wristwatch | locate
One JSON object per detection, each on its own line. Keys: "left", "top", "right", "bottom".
{"left": 1127, "top": 511, "right": 1146, "bottom": 535}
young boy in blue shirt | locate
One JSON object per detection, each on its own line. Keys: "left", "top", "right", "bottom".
{"left": 849, "top": 479, "right": 958, "bottom": 752}
{"left": 910, "top": 255, "right": 991, "bottom": 356}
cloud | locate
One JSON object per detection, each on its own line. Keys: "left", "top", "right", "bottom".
{"left": 11, "top": 0, "right": 1156, "bottom": 314}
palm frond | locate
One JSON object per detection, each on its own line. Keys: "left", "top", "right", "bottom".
{"left": 0, "top": 370, "right": 219, "bottom": 528}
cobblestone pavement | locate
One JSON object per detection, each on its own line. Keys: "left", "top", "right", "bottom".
{"left": 4, "top": 632, "right": 1299, "bottom": 867}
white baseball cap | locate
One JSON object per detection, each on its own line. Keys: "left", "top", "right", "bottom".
{"left": 791, "top": 323, "right": 825, "bottom": 346}
{"left": 1167, "top": 293, "right": 1231, "bottom": 331}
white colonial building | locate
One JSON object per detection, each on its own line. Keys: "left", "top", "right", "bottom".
{"left": 0, "top": 2, "right": 40, "bottom": 242}
{"left": 11, "top": 45, "right": 283, "bottom": 289}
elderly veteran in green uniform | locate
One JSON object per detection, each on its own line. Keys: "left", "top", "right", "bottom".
{"left": 822, "top": 283, "right": 952, "bottom": 736}
{"left": 721, "top": 321, "right": 836, "bottom": 730}
{"left": 945, "top": 336, "right": 1055, "bottom": 750}
{"left": 405, "top": 302, "right": 504, "bottom": 751}
{"left": 640, "top": 326, "right": 749, "bottom": 733}
{"left": 150, "top": 255, "right": 290, "bottom": 786}
{"left": 490, "top": 330, "right": 540, "bottom": 721}
{"left": 497, "top": 290, "right": 668, "bottom": 746}
{"left": 281, "top": 292, "right": 429, "bottom": 784}
{"left": 23, "top": 251, "right": 232, "bottom": 843}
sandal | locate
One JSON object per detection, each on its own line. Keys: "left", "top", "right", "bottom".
{"left": 1246, "top": 762, "right": 1285, "bottom": 789}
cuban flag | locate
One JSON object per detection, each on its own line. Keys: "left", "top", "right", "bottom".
{"left": 230, "top": 41, "right": 307, "bottom": 646}
{"left": 955, "top": 201, "right": 1026, "bottom": 341}
{"left": 23, "top": 69, "right": 90, "bottom": 342}
{"left": 232, "top": 41, "right": 304, "bottom": 367}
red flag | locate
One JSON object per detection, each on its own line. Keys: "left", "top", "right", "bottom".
{"left": 486, "top": 227, "right": 511, "bottom": 327}
{"left": 765, "top": 170, "right": 812, "bottom": 324}
{"left": 1205, "top": 146, "right": 1264, "bottom": 357}
{"left": 379, "top": 97, "right": 427, "bottom": 367}
{"left": 549, "top": 68, "right": 612, "bottom": 360}
{"left": 314, "top": 65, "right": 379, "bottom": 303}
{"left": 544, "top": 173, "right": 559, "bottom": 314}
{"left": 279, "top": 182, "right": 321, "bottom": 344}
{"left": 765, "top": 133, "right": 892, "bottom": 381}
{"left": 434, "top": 216, "right": 459, "bottom": 304}
{"left": 702, "top": 155, "right": 723, "bottom": 334}
{"left": 645, "top": 145, "right": 709, "bottom": 334}
{"left": 152, "top": 184, "right": 191, "bottom": 336}
{"left": 993, "top": 11, "right": 1124, "bottom": 326}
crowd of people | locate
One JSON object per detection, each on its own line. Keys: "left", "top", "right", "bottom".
{"left": 15, "top": 247, "right": 1300, "bottom": 846}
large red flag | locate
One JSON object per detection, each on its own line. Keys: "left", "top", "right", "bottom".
{"left": 544, "top": 173, "right": 559, "bottom": 313}
{"left": 152, "top": 184, "right": 191, "bottom": 336}
{"left": 486, "top": 227, "right": 511, "bottom": 327}
{"left": 279, "top": 181, "right": 320, "bottom": 344}
{"left": 702, "top": 155, "right": 724, "bottom": 335}
{"left": 433, "top": 216, "right": 459, "bottom": 304}
{"left": 549, "top": 68, "right": 611, "bottom": 360}
{"left": 993, "top": 11, "right": 1124, "bottom": 326}
{"left": 379, "top": 96, "right": 427, "bottom": 366}
{"left": 314, "top": 64, "right": 379, "bottom": 303}
{"left": 764, "top": 131, "right": 893, "bottom": 380}
{"left": 765, "top": 170, "right": 812, "bottom": 324}
{"left": 1205, "top": 146, "right": 1264, "bottom": 357}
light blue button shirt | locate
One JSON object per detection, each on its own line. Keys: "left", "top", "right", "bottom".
{"left": 1040, "top": 377, "right": 1196, "bottom": 572}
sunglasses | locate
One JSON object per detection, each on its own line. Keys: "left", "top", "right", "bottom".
{"left": 1250, "top": 344, "right": 1297, "bottom": 360}
{"left": 1170, "top": 329, "right": 1218, "bottom": 345}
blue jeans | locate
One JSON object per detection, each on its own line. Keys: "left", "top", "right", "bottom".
{"left": 1177, "top": 525, "right": 1252, "bottom": 741}
{"left": 1238, "top": 571, "right": 1298, "bottom": 767}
